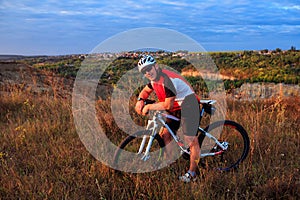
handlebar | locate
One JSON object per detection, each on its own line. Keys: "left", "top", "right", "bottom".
{"left": 143, "top": 99, "right": 156, "bottom": 105}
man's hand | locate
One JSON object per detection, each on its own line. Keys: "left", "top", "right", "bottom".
{"left": 135, "top": 100, "right": 144, "bottom": 115}
{"left": 142, "top": 104, "right": 150, "bottom": 115}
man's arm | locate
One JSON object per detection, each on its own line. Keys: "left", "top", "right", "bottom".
{"left": 142, "top": 96, "right": 175, "bottom": 115}
{"left": 138, "top": 85, "right": 153, "bottom": 100}
{"left": 135, "top": 85, "right": 153, "bottom": 114}
{"left": 141, "top": 76, "right": 177, "bottom": 115}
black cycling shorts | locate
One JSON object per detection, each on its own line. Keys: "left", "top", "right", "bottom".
{"left": 166, "top": 94, "right": 200, "bottom": 137}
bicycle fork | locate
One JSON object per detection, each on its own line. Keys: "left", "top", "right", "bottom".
{"left": 137, "top": 119, "right": 158, "bottom": 161}
{"left": 138, "top": 135, "right": 155, "bottom": 161}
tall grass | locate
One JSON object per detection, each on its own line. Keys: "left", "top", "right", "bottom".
{"left": 0, "top": 83, "right": 299, "bottom": 199}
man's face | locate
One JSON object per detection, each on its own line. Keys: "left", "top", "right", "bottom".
{"left": 142, "top": 64, "right": 158, "bottom": 81}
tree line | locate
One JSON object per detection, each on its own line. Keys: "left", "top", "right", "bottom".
{"left": 24, "top": 49, "right": 299, "bottom": 91}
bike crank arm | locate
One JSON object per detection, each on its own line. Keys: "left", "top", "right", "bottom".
{"left": 200, "top": 150, "right": 225, "bottom": 158}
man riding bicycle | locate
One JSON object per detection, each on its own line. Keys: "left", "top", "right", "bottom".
{"left": 135, "top": 55, "right": 200, "bottom": 182}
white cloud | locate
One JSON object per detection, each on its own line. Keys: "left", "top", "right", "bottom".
{"left": 272, "top": 2, "right": 300, "bottom": 11}
{"left": 1, "top": 0, "right": 299, "bottom": 54}
{"left": 160, "top": 0, "right": 189, "bottom": 7}
{"left": 281, "top": 5, "right": 300, "bottom": 10}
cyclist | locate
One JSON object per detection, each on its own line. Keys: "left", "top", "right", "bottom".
{"left": 135, "top": 55, "right": 200, "bottom": 183}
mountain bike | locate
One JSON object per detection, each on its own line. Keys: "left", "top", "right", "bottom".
{"left": 113, "top": 99, "right": 250, "bottom": 172}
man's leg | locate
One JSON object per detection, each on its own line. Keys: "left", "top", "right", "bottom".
{"left": 184, "top": 135, "right": 200, "bottom": 173}
{"left": 159, "top": 128, "right": 175, "bottom": 161}
{"left": 160, "top": 111, "right": 181, "bottom": 161}
{"left": 179, "top": 94, "right": 200, "bottom": 182}
{"left": 160, "top": 128, "right": 172, "bottom": 145}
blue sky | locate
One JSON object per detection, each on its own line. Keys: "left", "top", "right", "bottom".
{"left": 0, "top": 0, "right": 299, "bottom": 55}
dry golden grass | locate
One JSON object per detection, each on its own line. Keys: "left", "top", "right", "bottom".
{"left": 1, "top": 82, "right": 299, "bottom": 199}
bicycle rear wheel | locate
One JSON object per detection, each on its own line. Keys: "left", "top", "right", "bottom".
{"left": 112, "top": 130, "right": 165, "bottom": 172}
{"left": 199, "top": 120, "right": 250, "bottom": 171}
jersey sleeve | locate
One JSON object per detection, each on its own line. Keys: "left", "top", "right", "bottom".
{"left": 147, "top": 82, "right": 153, "bottom": 89}
{"left": 164, "top": 75, "right": 176, "bottom": 98}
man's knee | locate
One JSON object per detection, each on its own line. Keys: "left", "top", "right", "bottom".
{"left": 185, "top": 136, "right": 199, "bottom": 148}
{"left": 160, "top": 129, "right": 172, "bottom": 143}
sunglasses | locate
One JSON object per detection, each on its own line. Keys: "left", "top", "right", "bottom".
{"left": 141, "top": 65, "right": 154, "bottom": 75}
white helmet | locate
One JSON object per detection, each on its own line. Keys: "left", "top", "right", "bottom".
{"left": 138, "top": 55, "right": 156, "bottom": 72}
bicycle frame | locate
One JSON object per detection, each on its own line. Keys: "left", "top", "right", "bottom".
{"left": 137, "top": 100, "right": 228, "bottom": 161}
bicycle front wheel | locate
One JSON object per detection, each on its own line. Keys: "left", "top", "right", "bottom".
{"left": 112, "top": 130, "right": 165, "bottom": 172}
{"left": 199, "top": 120, "right": 250, "bottom": 171}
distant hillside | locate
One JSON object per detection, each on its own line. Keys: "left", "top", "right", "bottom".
{"left": 0, "top": 55, "right": 26, "bottom": 60}
{"left": 1, "top": 49, "right": 299, "bottom": 87}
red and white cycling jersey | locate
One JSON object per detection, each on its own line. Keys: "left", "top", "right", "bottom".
{"left": 147, "top": 69, "right": 199, "bottom": 112}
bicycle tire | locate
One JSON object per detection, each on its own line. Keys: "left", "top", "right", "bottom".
{"left": 112, "top": 130, "right": 165, "bottom": 171}
{"left": 199, "top": 120, "right": 250, "bottom": 171}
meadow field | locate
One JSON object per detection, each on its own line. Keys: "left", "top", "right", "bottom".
{"left": 0, "top": 57, "right": 299, "bottom": 199}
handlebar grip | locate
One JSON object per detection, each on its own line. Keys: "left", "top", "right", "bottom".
{"left": 144, "top": 99, "right": 156, "bottom": 105}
